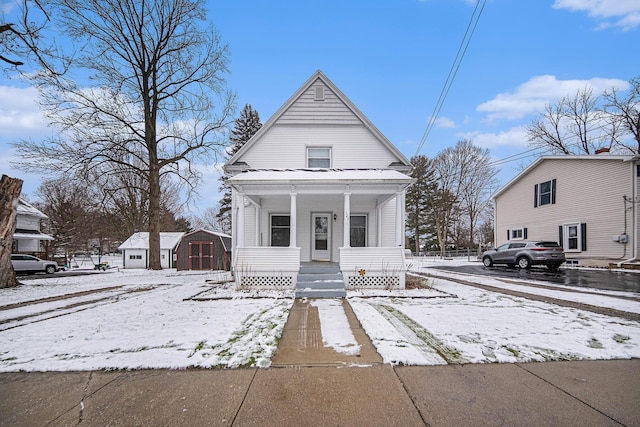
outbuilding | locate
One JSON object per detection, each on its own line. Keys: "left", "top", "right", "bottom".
{"left": 176, "top": 229, "right": 232, "bottom": 271}
{"left": 118, "top": 232, "right": 184, "bottom": 269}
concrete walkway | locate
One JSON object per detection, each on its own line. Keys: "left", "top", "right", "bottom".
{"left": 1, "top": 299, "right": 639, "bottom": 426}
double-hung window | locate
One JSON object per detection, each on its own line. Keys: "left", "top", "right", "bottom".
{"left": 534, "top": 179, "right": 556, "bottom": 207}
{"left": 307, "top": 148, "right": 331, "bottom": 168}
{"left": 350, "top": 215, "right": 367, "bottom": 247}
{"left": 270, "top": 215, "right": 290, "bottom": 247}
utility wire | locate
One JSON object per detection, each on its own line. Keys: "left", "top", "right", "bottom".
{"left": 415, "top": 0, "right": 487, "bottom": 156}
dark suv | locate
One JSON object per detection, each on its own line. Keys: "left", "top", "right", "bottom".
{"left": 482, "top": 241, "right": 565, "bottom": 270}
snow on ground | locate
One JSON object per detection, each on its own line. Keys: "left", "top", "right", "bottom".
{"left": 1, "top": 258, "right": 639, "bottom": 372}
{"left": 349, "top": 277, "right": 640, "bottom": 365}
{"left": 309, "top": 299, "right": 361, "bottom": 356}
{"left": 0, "top": 269, "right": 292, "bottom": 371}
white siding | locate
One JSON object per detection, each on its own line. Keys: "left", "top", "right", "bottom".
{"left": 241, "top": 125, "right": 397, "bottom": 170}
{"left": 379, "top": 198, "right": 397, "bottom": 247}
{"left": 495, "top": 158, "right": 635, "bottom": 259}
{"left": 279, "top": 80, "right": 361, "bottom": 125}
{"left": 16, "top": 216, "right": 40, "bottom": 231}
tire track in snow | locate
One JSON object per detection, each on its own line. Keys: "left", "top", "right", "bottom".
{"left": 372, "top": 304, "right": 468, "bottom": 365}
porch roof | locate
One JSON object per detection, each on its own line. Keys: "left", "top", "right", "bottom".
{"left": 228, "top": 169, "right": 413, "bottom": 185}
{"left": 227, "top": 169, "right": 413, "bottom": 194}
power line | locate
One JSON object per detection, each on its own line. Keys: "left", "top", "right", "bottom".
{"left": 414, "top": 0, "right": 487, "bottom": 157}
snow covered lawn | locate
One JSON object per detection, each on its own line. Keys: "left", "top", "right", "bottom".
{"left": 0, "top": 269, "right": 292, "bottom": 372}
{"left": 349, "top": 276, "right": 640, "bottom": 365}
{"left": 1, "top": 260, "right": 639, "bottom": 372}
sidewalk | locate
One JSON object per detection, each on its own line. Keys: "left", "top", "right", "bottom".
{"left": 1, "top": 299, "right": 639, "bottom": 426}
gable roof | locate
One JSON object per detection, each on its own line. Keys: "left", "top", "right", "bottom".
{"left": 17, "top": 198, "right": 48, "bottom": 219}
{"left": 492, "top": 154, "right": 638, "bottom": 200}
{"left": 118, "top": 232, "right": 184, "bottom": 250}
{"left": 225, "top": 70, "right": 410, "bottom": 172}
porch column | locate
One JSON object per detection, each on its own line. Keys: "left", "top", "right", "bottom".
{"left": 290, "top": 192, "right": 297, "bottom": 247}
{"left": 395, "top": 191, "right": 403, "bottom": 247}
{"left": 377, "top": 204, "right": 382, "bottom": 247}
{"left": 343, "top": 192, "right": 351, "bottom": 248}
{"left": 255, "top": 205, "right": 260, "bottom": 246}
{"left": 237, "top": 192, "right": 245, "bottom": 248}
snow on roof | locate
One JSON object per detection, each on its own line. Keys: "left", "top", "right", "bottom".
{"left": 183, "top": 228, "right": 231, "bottom": 239}
{"left": 118, "top": 232, "right": 184, "bottom": 250}
{"left": 227, "top": 168, "right": 413, "bottom": 184}
{"left": 16, "top": 198, "right": 48, "bottom": 219}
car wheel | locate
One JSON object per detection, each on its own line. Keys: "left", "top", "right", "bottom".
{"left": 516, "top": 257, "right": 531, "bottom": 270}
{"left": 482, "top": 256, "right": 493, "bottom": 267}
{"left": 45, "top": 265, "right": 56, "bottom": 274}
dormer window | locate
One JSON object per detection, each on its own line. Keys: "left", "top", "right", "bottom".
{"left": 314, "top": 85, "right": 324, "bottom": 101}
{"left": 307, "top": 147, "right": 331, "bottom": 168}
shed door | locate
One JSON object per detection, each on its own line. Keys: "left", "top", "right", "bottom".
{"left": 189, "top": 242, "right": 214, "bottom": 270}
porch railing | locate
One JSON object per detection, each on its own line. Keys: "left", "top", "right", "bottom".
{"left": 233, "top": 246, "right": 301, "bottom": 290}
{"left": 339, "top": 247, "right": 406, "bottom": 289}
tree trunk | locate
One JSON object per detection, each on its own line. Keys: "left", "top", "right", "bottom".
{"left": 0, "top": 175, "right": 23, "bottom": 288}
{"left": 148, "top": 163, "right": 162, "bottom": 270}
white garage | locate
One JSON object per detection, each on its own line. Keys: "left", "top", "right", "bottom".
{"left": 118, "top": 232, "right": 184, "bottom": 269}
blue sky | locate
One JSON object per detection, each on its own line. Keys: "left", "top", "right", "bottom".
{"left": 1, "top": 0, "right": 639, "bottom": 213}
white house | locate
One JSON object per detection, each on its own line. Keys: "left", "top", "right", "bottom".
{"left": 13, "top": 198, "right": 54, "bottom": 257}
{"left": 492, "top": 154, "right": 640, "bottom": 267}
{"left": 223, "top": 70, "right": 414, "bottom": 291}
{"left": 118, "top": 232, "right": 184, "bottom": 269}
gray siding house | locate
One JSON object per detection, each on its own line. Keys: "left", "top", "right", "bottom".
{"left": 492, "top": 155, "right": 640, "bottom": 267}
{"left": 224, "top": 70, "right": 414, "bottom": 289}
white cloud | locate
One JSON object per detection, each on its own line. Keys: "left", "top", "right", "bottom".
{"left": 476, "top": 75, "right": 629, "bottom": 121}
{"left": 553, "top": 0, "right": 640, "bottom": 30}
{"left": 0, "top": 85, "right": 50, "bottom": 138}
{"left": 435, "top": 116, "right": 456, "bottom": 129}
{"left": 458, "top": 126, "right": 529, "bottom": 150}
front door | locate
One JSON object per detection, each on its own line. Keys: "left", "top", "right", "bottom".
{"left": 312, "top": 213, "right": 331, "bottom": 261}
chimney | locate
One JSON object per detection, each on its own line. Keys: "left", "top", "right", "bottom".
{"left": 595, "top": 147, "right": 610, "bottom": 155}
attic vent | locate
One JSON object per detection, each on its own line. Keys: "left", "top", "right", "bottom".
{"left": 314, "top": 86, "right": 324, "bottom": 101}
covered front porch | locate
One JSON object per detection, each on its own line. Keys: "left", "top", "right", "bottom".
{"left": 228, "top": 169, "right": 413, "bottom": 291}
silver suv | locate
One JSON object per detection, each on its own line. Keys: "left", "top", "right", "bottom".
{"left": 11, "top": 254, "right": 59, "bottom": 275}
{"left": 482, "top": 241, "right": 565, "bottom": 270}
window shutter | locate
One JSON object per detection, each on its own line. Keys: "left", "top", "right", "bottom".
{"left": 581, "top": 223, "right": 587, "bottom": 251}
{"left": 507, "top": 230, "right": 510, "bottom": 240}
{"left": 524, "top": 228, "right": 528, "bottom": 239}
{"left": 551, "top": 179, "right": 557, "bottom": 204}
{"left": 534, "top": 184, "right": 539, "bottom": 207}
{"left": 559, "top": 225, "right": 563, "bottom": 247}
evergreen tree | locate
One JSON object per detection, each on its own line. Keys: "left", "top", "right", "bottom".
{"left": 217, "top": 104, "right": 262, "bottom": 233}
{"left": 406, "top": 155, "right": 438, "bottom": 254}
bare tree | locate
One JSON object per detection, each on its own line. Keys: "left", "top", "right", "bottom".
{"left": 431, "top": 149, "right": 461, "bottom": 256}
{"left": 0, "top": 175, "right": 23, "bottom": 288}
{"left": 35, "top": 177, "right": 96, "bottom": 260}
{"left": 12, "top": 0, "right": 235, "bottom": 269}
{"left": 453, "top": 140, "right": 499, "bottom": 247}
{"left": 603, "top": 76, "right": 640, "bottom": 154}
{"left": 526, "top": 86, "right": 621, "bottom": 155}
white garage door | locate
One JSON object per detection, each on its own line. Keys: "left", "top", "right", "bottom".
{"left": 124, "top": 250, "right": 147, "bottom": 269}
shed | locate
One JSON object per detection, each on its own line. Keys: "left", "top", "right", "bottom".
{"left": 176, "top": 229, "right": 232, "bottom": 271}
{"left": 118, "top": 232, "right": 184, "bottom": 269}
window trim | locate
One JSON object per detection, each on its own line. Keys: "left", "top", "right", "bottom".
{"left": 561, "top": 222, "right": 587, "bottom": 252}
{"left": 307, "top": 147, "right": 332, "bottom": 168}
{"left": 270, "top": 214, "right": 291, "bottom": 247}
{"left": 534, "top": 178, "right": 556, "bottom": 207}
{"left": 507, "top": 227, "right": 527, "bottom": 241}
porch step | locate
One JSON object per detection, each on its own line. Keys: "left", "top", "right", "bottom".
{"left": 295, "top": 263, "right": 346, "bottom": 298}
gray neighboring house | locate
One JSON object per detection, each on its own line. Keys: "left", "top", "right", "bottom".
{"left": 13, "top": 198, "right": 54, "bottom": 258}
{"left": 118, "top": 232, "right": 184, "bottom": 269}
{"left": 492, "top": 154, "right": 640, "bottom": 267}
